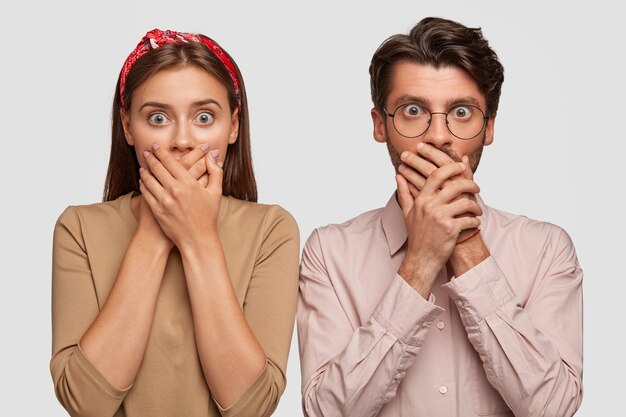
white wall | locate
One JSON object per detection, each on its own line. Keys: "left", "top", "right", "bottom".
{"left": 1, "top": 1, "right": 622, "bottom": 415}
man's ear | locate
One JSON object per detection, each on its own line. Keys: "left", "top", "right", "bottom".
{"left": 484, "top": 114, "right": 496, "bottom": 146}
{"left": 228, "top": 108, "right": 239, "bottom": 145}
{"left": 371, "top": 107, "right": 387, "bottom": 143}
{"left": 120, "top": 110, "right": 133, "bottom": 146}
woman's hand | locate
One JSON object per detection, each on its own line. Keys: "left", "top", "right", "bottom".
{"left": 138, "top": 143, "right": 223, "bottom": 250}
{"left": 134, "top": 144, "right": 212, "bottom": 250}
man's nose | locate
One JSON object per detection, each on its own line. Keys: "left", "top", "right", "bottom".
{"left": 423, "top": 112, "right": 453, "bottom": 148}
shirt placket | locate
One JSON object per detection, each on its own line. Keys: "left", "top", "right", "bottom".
{"left": 428, "top": 266, "right": 457, "bottom": 417}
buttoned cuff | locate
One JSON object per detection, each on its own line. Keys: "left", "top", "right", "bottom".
{"left": 444, "top": 256, "right": 516, "bottom": 327}
{"left": 373, "top": 274, "right": 443, "bottom": 346}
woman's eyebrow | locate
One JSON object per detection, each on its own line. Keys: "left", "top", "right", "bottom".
{"left": 139, "top": 101, "right": 171, "bottom": 111}
{"left": 191, "top": 98, "right": 222, "bottom": 109}
{"left": 138, "top": 99, "right": 222, "bottom": 112}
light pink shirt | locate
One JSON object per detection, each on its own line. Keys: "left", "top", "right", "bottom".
{"left": 298, "top": 194, "right": 583, "bottom": 417}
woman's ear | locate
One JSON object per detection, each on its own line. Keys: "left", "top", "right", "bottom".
{"left": 120, "top": 110, "right": 133, "bottom": 146}
{"left": 228, "top": 108, "right": 240, "bottom": 145}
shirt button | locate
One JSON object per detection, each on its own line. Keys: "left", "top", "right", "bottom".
{"left": 439, "top": 385, "right": 448, "bottom": 395}
{"left": 394, "top": 373, "right": 403, "bottom": 381}
{"left": 456, "top": 299, "right": 464, "bottom": 307}
{"left": 421, "top": 321, "right": 431, "bottom": 328}
{"left": 436, "top": 321, "right": 445, "bottom": 330}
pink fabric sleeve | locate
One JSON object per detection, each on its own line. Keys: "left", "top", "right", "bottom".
{"left": 297, "top": 230, "right": 443, "bottom": 417}
{"left": 445, "top": 229, "right": 583, "bottom": 417}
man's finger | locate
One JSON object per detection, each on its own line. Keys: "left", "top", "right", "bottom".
{"left": 400, "top": 151, "right": 437, "bottom": 178}
{"left": 398, "top": 163, "right": 426, "bottom": 190}
{"left": 416, "top": 143, "right": 456, "bottom": 167}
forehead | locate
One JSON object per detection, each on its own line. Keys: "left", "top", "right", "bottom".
{"left": 133, "top": 65, "right": 228, "bottom": 106}
{"left": 387, "top": 61, "right": 486, "bottom": 108}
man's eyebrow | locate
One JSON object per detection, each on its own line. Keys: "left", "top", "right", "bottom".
{"left": 138, "top": 99, "right": 222, "bottom": 112}
{"left": 393, "top": 95, "right": 431, "bottom": 107}
{"left": 392, "top": 95, "right": 483, "bottom": 109}
{"left": 445, "top": 96, "right": 482, "bottom": 108}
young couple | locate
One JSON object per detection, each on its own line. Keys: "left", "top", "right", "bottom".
{"left": 51, "top": 18, "right": 583, "bottom": 417}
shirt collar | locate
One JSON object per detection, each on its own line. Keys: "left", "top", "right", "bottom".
{"left": 381, "top": 192, "right": 408, "bottom": 256}
{"left": 381, "top": 192, "right": 490, "bottom": 256}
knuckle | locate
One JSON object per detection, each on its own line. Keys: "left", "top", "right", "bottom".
{"left": 433, "top": 210, "right": 445, "bottom": 223}
{"left": 421, "top": 199, "right": 434, "bottom": 214}
{"left": 171, "top": 185, "right": 184, "bottom": 199}
{"left": 162, "top": 196, "right": 174, "bottom": 208}
{"left": 442, "top": 220, "right": 455, "bottom": 235}
{"left": 431, "top": 168, "right": 446, "bottom": 182}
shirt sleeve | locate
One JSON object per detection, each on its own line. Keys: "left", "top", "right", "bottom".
{"left": 298, "top": 229, "right": 443, "bottom": 417}
{"left": 444, "top": 228, "right": 583, "bottom": 417}
{"left": 216, "top": 206, "right": 300, "bottom": 417}
{"left": 50, "top": 206, "right": 130, "bottom": 417}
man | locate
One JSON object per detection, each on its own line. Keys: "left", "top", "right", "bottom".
{"left": 297, "top": 17, "right": 583, "bottom": 417}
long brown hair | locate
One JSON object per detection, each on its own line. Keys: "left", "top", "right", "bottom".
{"left": 103, "top": 37, "right": 257, "bottom": 202}
{"left": 369, "top": 17, "right": 505, "bottom": 117}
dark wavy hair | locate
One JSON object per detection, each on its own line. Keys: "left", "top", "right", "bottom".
{"left": 104, "top": 37, "right": 257, "bottom": 202}
{"left": 370, "top": 17, "right": 505, "bottom": 117}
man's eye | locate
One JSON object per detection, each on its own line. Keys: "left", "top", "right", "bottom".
{"left": 402, "top": 104, "right": 423, "bottom": 117}
{"left": 452, "top": 106, "right": 471, "bottom": 118}
{"left": 148, "top": 113, "right": 169, "bottom": 125}
{"left": 194, "top": 112, "right": 214, "bottom": 124}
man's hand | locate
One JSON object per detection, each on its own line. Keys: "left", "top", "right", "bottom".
{"left": 398, "top": 143, "right": 479, "bottom": 242}
{"left": 397, "top": 143, "right": 489, "bottom": 279}
{"left": 396, "top": 148, "right": 482, "bottom": 298}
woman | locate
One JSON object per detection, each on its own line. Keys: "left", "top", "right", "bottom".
{"left": 51, "top": 29, "right": 299, "bottom": 417}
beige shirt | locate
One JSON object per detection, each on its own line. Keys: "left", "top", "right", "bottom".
{"left": 51, "top": 192, "right": 300, "bottom": 417}
{"left": 298, "top": 194, "right": 583, "bottom": 417}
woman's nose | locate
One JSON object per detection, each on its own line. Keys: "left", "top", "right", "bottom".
{"left": 170, "top": 125, "right": 194, "bottom": 153}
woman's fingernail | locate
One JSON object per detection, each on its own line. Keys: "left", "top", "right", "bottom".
{"left": 459, "top": 162, "right": 466, "bottom": 170}
{"left": 400, "top": 151, "right": 408, "bottom": 160}
{"left": 143, "top": 150, "right": 149, "bottom": 158}
{"left": 151, "top": 143, "right": 159, "bottom": 151}
{"left": 417, "top": 143, "right": 424, "bottom": 150}
{"left": 217, "top": 161, "right": 224, "bottom": 168}
{"left": 139, "top": 167, "right": 144, "bottom": 173}
{"left": 200, "top": 143, "right": 209, "bottom": 152}
{"left": 209, "top": 149, "right": 220, "bottom": 162}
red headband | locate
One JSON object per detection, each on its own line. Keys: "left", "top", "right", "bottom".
{"left": 119, "top": 29, "right": 241, "bottom": 109}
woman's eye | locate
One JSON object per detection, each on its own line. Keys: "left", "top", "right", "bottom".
{"left": 148, "top": 113, "right": 169, "bottom": 125}
{"left": 452, "top": 106, "right": 471, "bottom": 118}
{"left": 402, "top": 104, "right": 423, "bottom": 117}
{"left": 195, "top": 112, "right": 214, "bottom": 124}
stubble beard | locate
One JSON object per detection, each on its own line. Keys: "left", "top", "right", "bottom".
{"left": 386, "top": 130, "right": 486, "bottom": 175}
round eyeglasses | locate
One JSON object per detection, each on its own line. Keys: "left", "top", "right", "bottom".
{"left": 383, "top": 103, "right": 489, "bottom": 140}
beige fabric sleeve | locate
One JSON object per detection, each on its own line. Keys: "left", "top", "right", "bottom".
{"left": 50, "top": 206, "right": 130, "bottom": 417}
{"left": 217, "top": 205, "right": 300, "bottom": 417}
